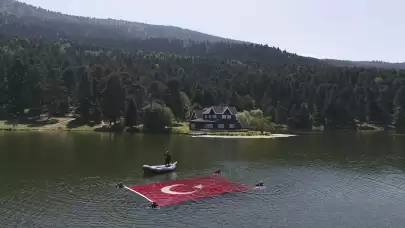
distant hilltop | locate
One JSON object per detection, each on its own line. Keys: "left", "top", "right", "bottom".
{"left": 324, "top": 59, "right": 405, "bottom": 70}
{"left": 0, "top": 0, "right": 239, "bottom": 43}
{"left": 0, "top": 0, "right": 403, "bottom": 69}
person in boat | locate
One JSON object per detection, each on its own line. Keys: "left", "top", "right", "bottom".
{"left": 164, "top": 150, "right": 172, "bottom": 167}
{"left": 116, "top": 183, "right": 124, "bottom": 188}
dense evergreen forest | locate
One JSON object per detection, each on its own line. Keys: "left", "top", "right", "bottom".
{"left": 0, "top": 8, "right": 319, "bottom": 66}
{"left": 0, "top": 37, "right": 404, "bottom": 132}
{"left": 1, "top": 0, "right": 403, "bottom": 69}
{"left": 0, "top": 0, "right": 404, "bottom": 132}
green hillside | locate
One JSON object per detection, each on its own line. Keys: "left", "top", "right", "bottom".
{"left": 0, "top": 0, "right": 404, "bottom": 133}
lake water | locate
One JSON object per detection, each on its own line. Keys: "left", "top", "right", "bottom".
{"left": 1, "top": 132, "right": 405, "bottom": 228}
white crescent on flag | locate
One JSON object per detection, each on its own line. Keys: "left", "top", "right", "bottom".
{"left": 161, "top": 184, "right": 203, "bottom": 195}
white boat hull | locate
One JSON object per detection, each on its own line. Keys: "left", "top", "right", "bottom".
{"left": 142, "top": 161, "right": 177, "bottom": 173}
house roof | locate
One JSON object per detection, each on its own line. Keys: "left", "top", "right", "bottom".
{"left": 201, "top": 106, "right": 238, "bottom": 115}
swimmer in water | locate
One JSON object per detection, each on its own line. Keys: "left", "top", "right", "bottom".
{"left": 255, "top": 181, "right": 264, "bottom": 187}
{"left": 150, "top": 201, "right": 159, "bottom": 209}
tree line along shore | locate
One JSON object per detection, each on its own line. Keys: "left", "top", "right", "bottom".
{"left": 0, "top": 37, "right": 404, "bottom": 135}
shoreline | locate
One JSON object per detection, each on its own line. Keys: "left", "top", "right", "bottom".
{"left": 1, "top": 118, "right": 402, "bottom": 136}
{"left": 0, "top": 127, "right": 298, "bottom": 139}
{"left": 0, "top": 121, "right": 295, "bottom": 138}
{"left": 190, "top": 134, "right": 297, "bottom": 139}
{"left": 0, "top": 118, "right": 275, "bottom": 137}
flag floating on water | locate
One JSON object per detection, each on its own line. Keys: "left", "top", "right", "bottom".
{"left": 125, "top": 175, "right": 252, "bottom": 206}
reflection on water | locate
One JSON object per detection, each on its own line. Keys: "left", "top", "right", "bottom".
{"left": 0, "top": 132, "right": 405, "bottom": 227}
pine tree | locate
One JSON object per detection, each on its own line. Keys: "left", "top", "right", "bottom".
{"left": 5, "top": 57, "right": 28, "bottom": 117}
{"left": 125, "top": 99, "right": 138, "bottom": 128}
{"left": 101, "top": 74, "right": 126, "bottom": 125}
{"left": 393, "top": 86, "right": 405, "bottom": 131}
{"left": 77, "top": 70, "right": 92, "bottom": 122}
{"left": 312, "top": 104, "right": 323, "bottom": 127}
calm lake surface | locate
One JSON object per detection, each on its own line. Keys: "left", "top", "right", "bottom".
{"left": 1, "top": 132, "right": 405, "bottom": 228}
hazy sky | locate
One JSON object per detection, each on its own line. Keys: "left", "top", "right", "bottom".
{"left": 20, "top": 0, "right": 405, "bottom": 62}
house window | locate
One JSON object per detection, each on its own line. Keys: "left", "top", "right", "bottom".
{"left": 227, "top": 115, "right": 232, "bottom": 119}
{"left": 205, "top": 124, "right": 213, "bottom": 129}
{"left": 218, "top": 124, "right": 224, "bottom": 129}
{"left": 191, "top": 124, "right": 196, "bottom": 129}
{"left": 229, "top": 124, "right": 235, "bottom": 129}
{"left": 222, "top": 115, "right": 226, "bottom": 119}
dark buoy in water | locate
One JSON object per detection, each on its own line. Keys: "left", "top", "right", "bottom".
{"left": 150, "top": 201, "right": 159, "bottom": 209}
{"left": 255, "top": 181, "right": 264, "bottom": 187}
{"left": 116, "top": 183, "right": 124, "bottom": 188}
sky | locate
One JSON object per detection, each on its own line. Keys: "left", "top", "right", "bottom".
{"left": 20, "top": 0, "right": 405, "bottom": 63}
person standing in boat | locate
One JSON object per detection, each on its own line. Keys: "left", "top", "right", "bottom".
{"left": 164, "top": 150, "right": 172, "bottom": 167}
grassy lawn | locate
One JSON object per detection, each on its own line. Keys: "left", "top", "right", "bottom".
{"left": 356, "top": 123, "right": 385, "bottom": 132}
{"left": 0, "top": 117, "right": 101, "bottom": 132}
{"left": 168, "top": 122, "right": 272, "bottom": 136}
{"left": 0, "top": 118, "right": 185, "bottom": 134}
{"left": 170, "top": 122, "right": 190, "bottom": 134}
{"left": 0, "top": 119, "right": 272, "bottom": 136}
{"left": 0, "top": 118, "right": 187, "bottom": 134}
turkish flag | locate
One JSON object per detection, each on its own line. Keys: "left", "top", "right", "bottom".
{"left": 126, "top": 175, "right": 252, "bottom": 206}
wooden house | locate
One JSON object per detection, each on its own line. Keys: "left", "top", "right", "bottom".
{"left": 189, "top": 106, "right": 242, "bottom": 131}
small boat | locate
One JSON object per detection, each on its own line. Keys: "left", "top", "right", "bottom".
{"left": 142, "top": 161, "right": 178, "bottom": 173}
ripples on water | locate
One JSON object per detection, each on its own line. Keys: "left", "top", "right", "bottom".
{"left": 1, "top": 133, "right": 405, "bottom": 227}
{"left": 3, "top": 165, "right": 405, "bottom": 227}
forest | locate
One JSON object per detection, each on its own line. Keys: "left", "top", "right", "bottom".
{"left": 0, "top": 36, "right": 404, "bottom": 133}
{"left": 0, "top": 12, "right": 320, "bottom": 67}
{"left": 0, "top": 1, "right": 404, "bottom": 133}
{"left": 1, "top": 0, "right": 403, "bottom": 70}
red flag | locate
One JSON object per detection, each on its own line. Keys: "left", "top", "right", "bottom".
{"left": 126, "top": 175, "right": 252, "bottom": 206}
